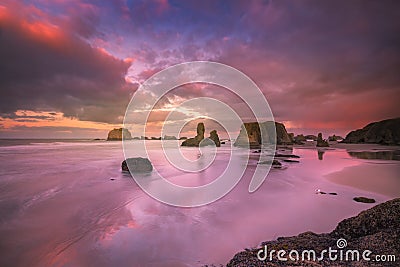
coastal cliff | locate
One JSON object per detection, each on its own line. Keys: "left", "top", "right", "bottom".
{"left": 342, "top": 118, "right": 400, "bottom": 145}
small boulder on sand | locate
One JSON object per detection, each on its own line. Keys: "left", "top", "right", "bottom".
{"left": 353, "top": 196, "right": 376, "bottom": 203}
{"left": 122, "top": 157, "right": 153, "bottom": 173}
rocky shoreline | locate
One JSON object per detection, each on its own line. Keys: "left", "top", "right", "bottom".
{"left": 225, "top": 198, "right": 399, "bottom": 266}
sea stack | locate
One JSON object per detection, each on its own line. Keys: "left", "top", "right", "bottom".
{"left": 207, "top": 130, "right": 221, "bottom": 147}
{"left": 316, "top": 132, "right": 329, "bottom": 147}
{"left": 328, "top": 134, "right": 343, "bottom": 141}
{"left": 107, "top": 128, "right": 132, "bottom": 141}
{"left": 234, "top": 121, "right": 292, "bottom": 148}
{"left": 181, "top": 123, "right": 221, "bottom": 147}
{"left": 200, "top": 130, "right": 221, "bottom": 147}
{"left": 181, "top": 123, "right": 205, "bottom": 147}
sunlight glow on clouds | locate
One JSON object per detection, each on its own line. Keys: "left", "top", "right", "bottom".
{"left": 0, "top": 0, "right": 399, "bottom": 138}
{"left": 0, "top": 110, "right": 118, "bottom": 130}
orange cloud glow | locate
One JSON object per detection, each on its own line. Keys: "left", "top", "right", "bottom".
{"left": 0, "top": 4, "right": 66, "bottom": 46}
{"left": 0, "top": 110, "right": 119, "bottom": 131}
{"left": 21, "top": 20, "right": 63, "bottom": 43}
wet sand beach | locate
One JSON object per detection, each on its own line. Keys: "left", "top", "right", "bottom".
{"left": 0, "top": 140, "right": 398, "bottom": 266}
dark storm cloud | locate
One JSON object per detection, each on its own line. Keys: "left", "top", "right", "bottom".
{"left": 0, "top": 3, "right": 134, "bottom": 124}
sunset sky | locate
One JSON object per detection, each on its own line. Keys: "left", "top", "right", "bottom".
{"left": 0, "top": 0, "right": 399, "bottom": 139}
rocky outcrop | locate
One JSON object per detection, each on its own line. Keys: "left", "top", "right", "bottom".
{"left": 276, "top": 122, "right": 293, "bottom": 145}
{"left": 305, "top": 134, "right": 317, "bottom": 141}
{"left": 122, "top": 157, "right": 153, "bottom": 173}
{"left": 234, "top": 122, "right": 263, "bottom": 148}
{"left": 234, "top": 121, "right": 292, "bottom": 148}
{"left": 181, "top": 123, "right": 205, "bottom": 147}
{"left": 288, "top": 133, "right": 294, "bottom": 142}
{"left": 227, "top": 198, "right": 400, "bottom": 266}
{"left": 316, "top": 132, "right": 329, "bottom": 147}
{"left": 342, "top": 118, "right": 400, "bottom": 145}
{"left": 353, "top": 196, "right": 376, "bottom": 203}
{"left": 182, "top": 123, "right": 221, "bottom": 147}
{"left": 294, "top": 134, "right": 306, "bottom": 144}
{"left": 208, "top": 130, "right": 221, "bottom": 147}
{"left": 328, "top": 134, "right": 343, "bottom": 141}
{"left": 107, "top": 128, "right": 132, "bottom": 141}
{"left": 200, "top": 130, "right": 221, "bottom": 147}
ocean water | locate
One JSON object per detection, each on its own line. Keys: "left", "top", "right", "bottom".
{"left": 0, "top": 140, "right": 397, "bottom": 266}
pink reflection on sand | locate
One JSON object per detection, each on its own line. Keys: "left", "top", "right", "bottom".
{"left": 1, "top": 141, "right": 398, "bottom": 266}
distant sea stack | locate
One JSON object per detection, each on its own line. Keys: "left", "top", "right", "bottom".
{"left": 316, "top": 132, "right": 329, "bottom": 147}
{"left": 234, "top": 121, "right": 292, "bottom": 148}
{"left": 107, "top": 128, "right": 132, "bottom": 141}
{"left": 341, "top": 118, "right": 400, "bottom": 145}
{"left": 163, "top": 135, "right": 177, "bottom": 140}
{"left": 328, "top": 134, "right": 343, "bottom": 141}
{"left": 294, "top": 134, "right": 306, "bottom": 144}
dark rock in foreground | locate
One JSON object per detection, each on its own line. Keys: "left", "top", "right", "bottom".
{"left": 353, "top": 196, "right": 376, "bottom": 203}
{"left": 107, "top": 128, "right": 132, "bottom": 141}
{"left": 341, "top": 118, "right": 400, "bottom": 145}
{"left": 234, "top": 121, "right": 293, "bottom": 148}
{"left": 227, "top": 198, "right": 400, "bottom": 266}
{"left": 316, "top": 132, "right": 329, "bottom": 147}
{"left": 122, "top": 157, "right": 153, "bottom": 173}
